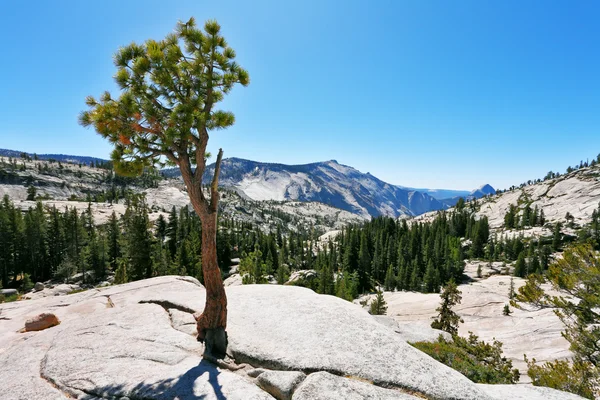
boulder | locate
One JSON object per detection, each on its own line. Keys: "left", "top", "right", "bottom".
{"left": 285, "top": 270, "right": 317, "bottom": 285}
{"left": 22, "top": 283, "right": 82, "bottom": 300}
{"left": 34, "top": 282, "right": 45, "bottom": 292}
{"left": 293, "top": 371, "right": 418, "bottom": 399}
{"left": 24, "top": 313, "right": 60, "bottom": 332}
{"left": 227, "top": 285, "right": 493, "bottom": 400}
{"left": 224, "top": 273, "right": 243, "bottom": 287}
{"left": 257, "top": 370, "right": 306, "bottom": 400}
{"left": 0, "top": 288, "right": 17, "bottom": 297}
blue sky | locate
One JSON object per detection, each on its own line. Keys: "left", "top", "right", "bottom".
{"left": 1, "top": 1, "right": 599, "bottom": 190}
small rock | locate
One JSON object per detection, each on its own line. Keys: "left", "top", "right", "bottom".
{"left": 34, "top": 282, "right": 45, "bottom": 292}
{"left": 257, "top": 370, "right": 306, "bottom": 400}
{"left": 23, "top": 313, "right": 60, "bottom": 332}
{"left": 0, "top": 288, "right": 17, "bottom": 297}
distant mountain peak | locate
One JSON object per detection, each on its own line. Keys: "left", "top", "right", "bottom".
{"left": 470, "top": 184, "right": 496, "bottom": 197}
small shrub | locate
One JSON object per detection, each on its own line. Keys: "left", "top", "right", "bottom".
{"left": 526, "top": 356, "right": 597, "bottom": 399}
{"left": 369, "top": 290, "right": 387, "bottom": 315}
{"left": 412, "top": 333, "right": 520, "bottom": 384}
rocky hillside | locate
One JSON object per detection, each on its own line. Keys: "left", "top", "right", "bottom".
{"left": 190, "top": 157, "right": 490, "bottom": 218}
{"left": 0, "top": 148, "right": 108, "bottom": 166}
{"left": 0, "top": 276, "right": 583, "bottom": 400}
{"left": 415, "top": 162, "right": 600, "bottom": 236}
{"left": 0, "top": 157, "right": 364, "bottom": 233}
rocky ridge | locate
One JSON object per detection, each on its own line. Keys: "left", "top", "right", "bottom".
{"left": 0, "top": 276, "right": 583, "bottom": 400}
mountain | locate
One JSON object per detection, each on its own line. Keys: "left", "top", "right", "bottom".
{"left": 195, "top": 158, "right": 449, "bottom": 218}
{"left": 0, "top": 154, "right": 364, "bottom": 233}
{"left": 469, "top": 183, "right": 496, "bottom": 198}
{"left": 399, "top": 187, "right": 471, "bottom": 201}
{"left": 0, "top": 148, "right": 108, "bottom": 166}
{"left": 0, "top": 147, "right": 492, "bottom": 219}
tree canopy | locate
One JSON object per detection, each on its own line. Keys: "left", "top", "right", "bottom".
{"left": 80, "top": 17, "right": 249, "bottom": 180}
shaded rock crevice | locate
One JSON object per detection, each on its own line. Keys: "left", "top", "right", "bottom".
{"left": 138, "top": 299, "right": 198, "bottom": 315}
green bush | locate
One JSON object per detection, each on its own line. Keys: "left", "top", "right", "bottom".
{"left": 412, "top": 333, "right": 519, "bottom": 384}
{"left": 0, "top": 293, "right": 19, "bottom": 303}
{"left": 526, "top": 357, "right": 597, "bottom": 399}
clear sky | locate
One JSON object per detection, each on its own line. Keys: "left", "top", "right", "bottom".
{"left": 1, "top": 1, "right": 599, "bottom": 190}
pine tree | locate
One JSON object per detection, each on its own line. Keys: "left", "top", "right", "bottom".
{"left": 26, "top": 185, "right": 36, "bottom": 201}
{"left": 276, "top": 263, "right": 290, "bottom": 285}
{"left": 369, "top": 290, "right": 387, "bottom": 315}
{"left": 509, "top": 276, "right": 515, "bottom": 300}
{"left": 384, "top": 263, "right": 396, "bottom": 291}
{"left": 122, "top": 196, "right": 153, "bottom": 281}
{"left": 106, "top": 211, "right": 121, "bottom": 271}
{"left": 503, "top": 304, "right": 512, "bottom": 316}
{"left": 514, "top": 252, "right": 527, "bottom": 278}
{"left": 114, "top": 258, "right": 128, "bottom": 284}
{"left": 552, "top": 222, "right": 562, "bottom": 251}
{"left": 357, "top": 232, "right": 371, "bottom": 293}
{"left": 423, "top": 259, "right": 438, "bottom": 292}
{"left": 431, "top": 279, "right": 464, "bottom": 335}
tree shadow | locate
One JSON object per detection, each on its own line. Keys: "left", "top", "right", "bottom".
{"left": 83, "top": 359, "right": 225, "bottom": 400}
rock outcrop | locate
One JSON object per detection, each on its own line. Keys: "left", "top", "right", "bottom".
{"left": 257, "top": 370, "right": 306, "bottom": 400}
{"left": 0, "top": 276, "right": 585, "bottom": 400}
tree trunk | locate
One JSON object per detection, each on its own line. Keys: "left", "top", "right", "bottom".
{"left": 194, "top": 210, "right": 228, "bottom": 358}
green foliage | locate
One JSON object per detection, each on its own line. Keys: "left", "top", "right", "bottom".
{"left": 552, "top": 222, "right": 562, "bottom": 251}
{"left": 383, "top": 264, "right": 396, "bottom": 291}
{"left": 335, "top": 271, "right": 359, "bottom": 301}
{"left": 502, "top": 304, "right": 511, "bottom": 316}
{"left": 114, "top": 258, "right": 128, "bottom": 284}
{"left": 369, "top": 290, "right": 387, "bottom": 315}
{"left": 508, "top": 276, "right": 515, "bottom": 300}
{"left": 431, "top": 279, "right": 464, "bottom": 335}
{"left": 239, "top": 247, "right": 268, "bottom": 284}
{"left": 526, "top": 357, "right": 597, "bottom": 399}
{"left": 26, "top": 185, "right": 36, "bottom": 201}
{"left": 0, "top": 293, "right": 18, "bottom": 303}
{"left": 275, "top": 263, "right": 290, "bottom": 285}
{"left": 514, "top": 244, "right": 600, "bottom": 398}
{"left": 20, "top": 273, "right": 34, "bottom": 292}
{"left": 412, "top": 333, "right": 519, "bottom": 384}
{"left": 79, "top": 18, "right": 249, "bottom": 174}
{"left": 513, "top": 252, "right": 527, "bottom": 277}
